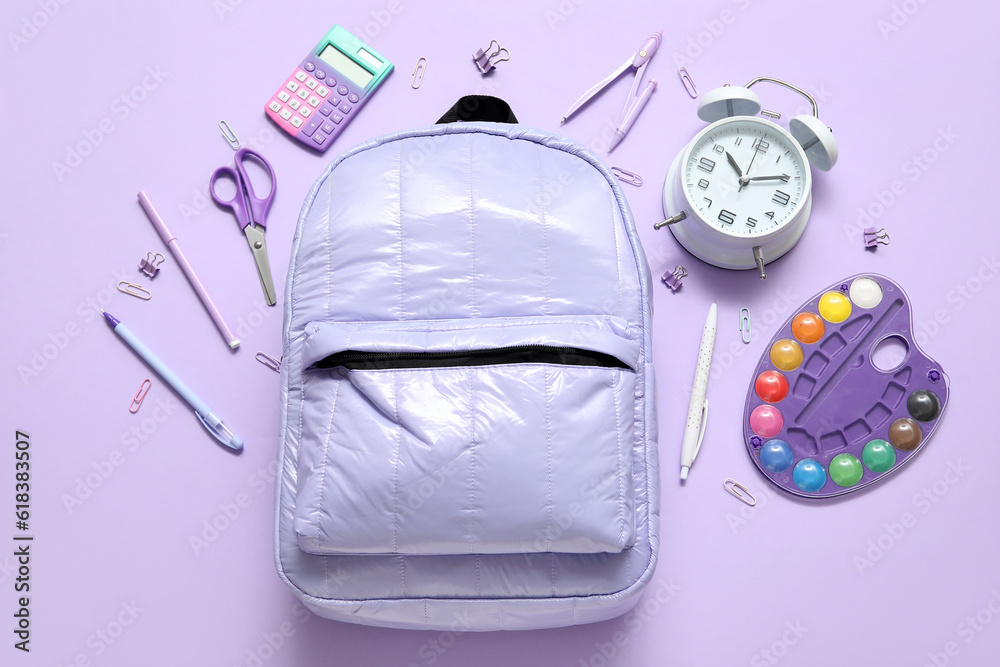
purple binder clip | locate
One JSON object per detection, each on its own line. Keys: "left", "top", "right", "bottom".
{"left": 661, "top": 265, "right": 687, "bottom": 292}
{"left": 473, "top": 40, "right": 509, "bottom": 75}
{"left": 138, "top": 251, "right": 165, "bottom": 278}
{"left": 864, "top": 227, "right": 890, "bottom": 249}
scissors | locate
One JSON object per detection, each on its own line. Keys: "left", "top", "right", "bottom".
{"left": 560, "top": 32, "right": 661, "bottom": 153}
{"left": 210, "top": 147, "right": 277, "bottom": 306}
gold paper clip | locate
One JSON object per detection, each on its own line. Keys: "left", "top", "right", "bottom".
{"left": 117, "top": 281, "right": 152, "bottom": 300}
{"left": 678, "top": 67, "right": 698, "bottom": 98}
{"left": 129, "top": 379, "right": 152, "bottom": 413}
{"left": 255, "top": 352, "right": 281, "bottom": 373}
{"left": 740, "top": 307, "right": 752, "bottom": 344}
{"left": 412, "top": 57, "right": 427, "bottom": 89}
{"left": 724, "top": 478, "right": 757, "bottom": 506}
{"left": 610, "top": 166, "right": 643, "bottom": 186}
{"left": 219, "top": 120, "right": 240, "bottom": 150}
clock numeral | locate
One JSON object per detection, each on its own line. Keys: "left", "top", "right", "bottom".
{"left": 719, "top": 209, "right": 736, "bottom": 225}
{"left": 752, "top": 138, "right": 770, "bottom": 153}
{"left": 734, "top": 137, "right": 743, "bottom": 146}
{"left": 703, "top": 197, "right": 713, "bottom": 208}
{"left": 746, "top": 217, "right": 757, "bottom": 228}
{"left": 765, "top": 211, "right": 775, "bottom": 219}
{"left": 713, "top": 143, "right": 725, "bottom": 154}
{"left": 697, "top": 178, "right": 710, "bottom": 189}
{"left": 698, "top": 157, "right": 716, "bottom": 173}
{"left": 772, "top": 190, "right": 790, "bottom": 206}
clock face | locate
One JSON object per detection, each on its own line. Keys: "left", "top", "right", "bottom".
{"left": 682, "top": 117, "right": 810, "bottom": 238}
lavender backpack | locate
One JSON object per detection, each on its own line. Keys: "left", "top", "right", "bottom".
{"left": 275, "top": 98, "right": 660, "bottom": 630}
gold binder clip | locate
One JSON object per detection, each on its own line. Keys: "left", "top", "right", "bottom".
{"left": 724, "top": 478, "right": 757, "bottom": 507}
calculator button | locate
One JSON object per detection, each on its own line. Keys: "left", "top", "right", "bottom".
{"left": 279, "top": 109, "right": 292, "bottom": 120}
{"left": 268, "top": 101, "right": 282, "bottom": 113}
{"left": 286, "top": 81, "right": 299, "bottom": 92}
{"left": 313, "top": 133, "right": 326, "bottom": 145}
{"left": 290, "top": 116, "right": 303, "bottom": 128}
{"left": 321, "top": 122, "right": 335, "bottom": 134}
{"left": 305, "top": 78, "right": 318, "bottom": 90}
{"left": 330, "top": 96, "right": 341, "bottom": 106}
{"left": 339, "top": 103, "right": 352, "bottom": 114}
{"left": 304, "top": 61, "right": 315, "bottom": 72}
{"left": 331, "top": 113, "right": 343, "bottom": 124}
{"left": 288, "top": 98, "right": 301, "bottom": 110}
{"left": 337, "top": 85, "right": 348, "bottom": 96}
{"left": 325, "top": 77, "right": 336, "bottom": 88}
{"left": 315, "top": 69, "right": 326, "bottom": 80}
{"left": 297, "top": 88, "right": 308, "bottom": 100}
{"left": 298, "top": 106, "right": 312, "bottom": 118}
{"left": 316, "top": 86, "right": 329, "bottom": 98}
{"left": 348, "top": 93, "right": 360, "bottom": 104}
{"left": 277, "top": 90, "right": 290, "bottom": 102}
{"left": 301, "top": 118, "right": 322, "bottom": 137}
{"left": 294, "top": 70, "right": 307, "bottom": 82}
{"left": 308, "top": 96, "right": 320, "bottom": 107}
{"left": 319, "top": 104, "right": 334, "bottom": 116}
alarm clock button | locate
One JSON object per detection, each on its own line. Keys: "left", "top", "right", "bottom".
{"left": 697, "top": 86, "right": 761, "bottom": 122}
{"left": 790, "top": 114, "right": 839, "bottom": 171}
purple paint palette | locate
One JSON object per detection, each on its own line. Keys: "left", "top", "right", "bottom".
{"left": 743, "top": 274, "right": 950, "bottom": 499}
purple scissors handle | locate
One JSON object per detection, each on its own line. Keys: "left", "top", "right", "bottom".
{"left": 209, "top": 148, "right": 276, "bottom": 230}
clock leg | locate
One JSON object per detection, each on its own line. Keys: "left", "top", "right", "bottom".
{"left": 753, "top": 246, "right": 766, "bottom": 280}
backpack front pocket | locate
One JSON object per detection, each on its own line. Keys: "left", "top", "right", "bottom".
{"left": 293, "top": 315, "right": 638, "bottom": 557}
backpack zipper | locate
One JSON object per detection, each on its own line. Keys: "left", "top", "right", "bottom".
{"left": 316, "top": 344, "right": 631, "bottom": 371}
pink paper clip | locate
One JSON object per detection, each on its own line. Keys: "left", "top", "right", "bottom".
{"left": 129, "top": 379, "right": 152, "bottom": 413}
{"left": 864, "top": 227, "right": 890, "bottom": 249}
{"left": 661, "top": 265, "right": 688, "bottom": 292}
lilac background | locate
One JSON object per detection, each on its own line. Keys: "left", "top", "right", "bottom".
{"left": 2, "top": 1, "right": 999, "bottom": 665}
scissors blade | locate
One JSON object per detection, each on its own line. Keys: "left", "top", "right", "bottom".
{"left": 243, "top": 225, "right": 276, "bottom": 306}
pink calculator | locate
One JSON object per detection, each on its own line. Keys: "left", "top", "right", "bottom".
{"left": 265, "top": 25, "right": 393, "bottom": 152}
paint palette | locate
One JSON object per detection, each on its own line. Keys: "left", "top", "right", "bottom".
{"left": 743, "top": 274, "right": 950, "bottom": 499}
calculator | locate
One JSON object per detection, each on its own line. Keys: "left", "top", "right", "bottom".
{"left": 265, "top": 25, "right": 393, "bottom": 152}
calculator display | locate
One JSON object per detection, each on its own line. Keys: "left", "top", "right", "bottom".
{"left": 318, "top": 44, "right": 374, "bottom": 88}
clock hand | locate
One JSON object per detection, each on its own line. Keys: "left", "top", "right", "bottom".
{"left": 739, "top": 146, "right": 761, "bottom": 192}
{"left": 725, "top": 151, "right": 744, "bottom": 178}
{"left": 726, "top": 150, "right": 751, "bottom": 190}
{"left": 747, "top": 173, "right": 790, "bottom": 183}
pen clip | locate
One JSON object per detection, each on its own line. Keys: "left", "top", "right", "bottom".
{"left": 693, "top": 399, "right": 708, "bottom": 460}
{"left": 195, "top": 411, "right": 243, "bottom": 451}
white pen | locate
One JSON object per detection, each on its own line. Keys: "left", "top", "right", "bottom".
{"left": 680, "top": 300, "right": 717, "bottom": 480}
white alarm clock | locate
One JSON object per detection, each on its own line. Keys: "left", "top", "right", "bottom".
{"left": 659, "top": 77, "right": 838, "bottom": 279}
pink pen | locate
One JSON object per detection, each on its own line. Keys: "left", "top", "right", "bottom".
{"left": 137, "top": 190, "right": 241, "bottom": 350}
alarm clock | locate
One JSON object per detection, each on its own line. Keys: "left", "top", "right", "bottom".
{"left": 658, "top": 77, "right": 838, "bottom": 279}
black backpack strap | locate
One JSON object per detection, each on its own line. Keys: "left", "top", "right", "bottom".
{"left": 436, "top": 96, "right": 519, "bottom": 124}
